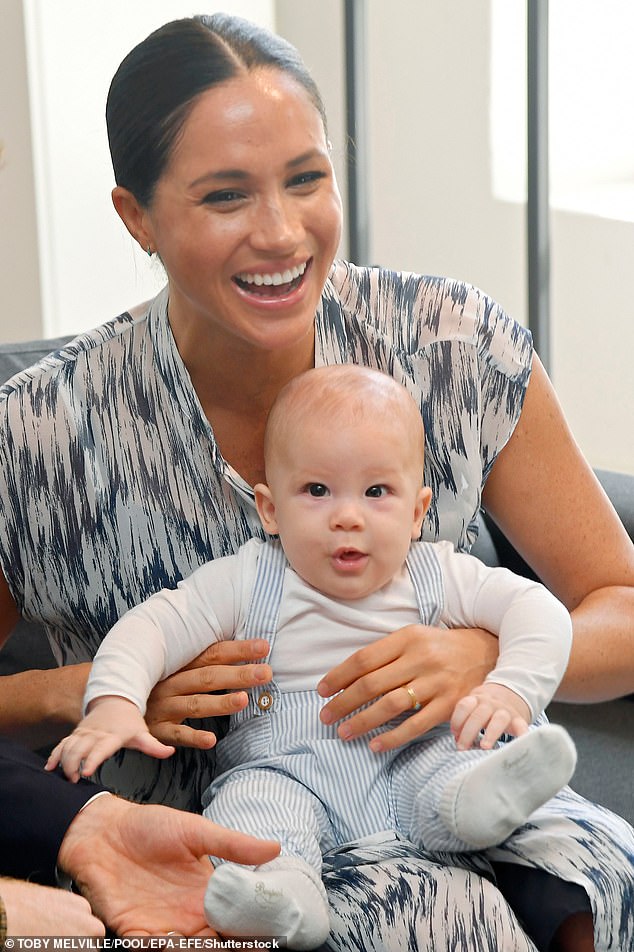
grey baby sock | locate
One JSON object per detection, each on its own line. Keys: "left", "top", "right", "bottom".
{"left": 438, "top": 723, "right": 577, "bottom": 849}
{"left": 204, "top": 855, "right": 330, "bottom": 950}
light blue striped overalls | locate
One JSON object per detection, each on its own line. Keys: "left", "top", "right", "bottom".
{"left": 202, "top": 539, "right": 505, "bottom": 861}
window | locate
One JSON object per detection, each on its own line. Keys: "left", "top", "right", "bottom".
{"left": 491, "top": 0, "right": 634, "bottom": 222}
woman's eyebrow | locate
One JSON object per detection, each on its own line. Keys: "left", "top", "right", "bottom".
{"left": 189, "top": 149, "right": 327, "bottom": 188}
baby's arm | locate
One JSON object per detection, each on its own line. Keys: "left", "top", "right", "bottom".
{"left": 438, "top": 542, "right": 573, "bottom": 750}
{"left": 46, "top": 546, "right": 256, "bottom": 782}
{"left": 46, "top": 696, "right": 175, "bottom": 782}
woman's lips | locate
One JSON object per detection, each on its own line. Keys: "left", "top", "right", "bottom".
{"left": 233, "top": 259, "right": 311, "bottom": 299}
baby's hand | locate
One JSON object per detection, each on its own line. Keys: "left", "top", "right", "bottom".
{"left": 450, "top": 683, "right": 531, "bottom": 751}
{"left": 45, "top": 696, "right": 175, "bottom": 782}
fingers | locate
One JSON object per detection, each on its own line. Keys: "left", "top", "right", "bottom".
{"left": 150, "top": 666, "right": 271, "bottom": 701}
{"left": 46, "top": 730, "right": 124, "bottom": 782}
{"left": 202, "top": 824, "right": 281, "bottom": 867}
{"left": 368, "top": 697, "right": 449, "bottom": 753}
{"left": 150, "top": 722, "right": 218, "bottom": 750}
{"left": 318, "top": 636, "right": 404, "bottom": 703}
{"left": 183, "top": 638, "right": 270, "bottom": 670}
{"left": 319, "top": 655, "right": 416, "bottom": 727}
{"left": 451, "top": 692, "right": 531, "bottom": 750}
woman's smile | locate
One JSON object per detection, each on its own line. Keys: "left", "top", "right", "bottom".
{"left": 232, "top": 258, "right": 312, "bottom": 306}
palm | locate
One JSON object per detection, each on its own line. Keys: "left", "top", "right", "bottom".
{"left": 59, "top": 795, "right": 280, "bottom": 937}
{"left": 73, "top": 803, "right": 216, "bottom": 935}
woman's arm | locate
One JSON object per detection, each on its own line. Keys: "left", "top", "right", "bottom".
{"left": 482, "top": 354, "right": 634, "bottom": 701}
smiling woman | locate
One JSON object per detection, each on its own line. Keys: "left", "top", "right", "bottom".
{"left": 0, "top": 12, "right": 633, "bottom": 952}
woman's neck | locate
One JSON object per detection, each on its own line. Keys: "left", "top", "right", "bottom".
{"left": 169, "top": 318, "right": 315, "bottom": 486}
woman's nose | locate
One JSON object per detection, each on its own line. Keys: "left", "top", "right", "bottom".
{"left": 249, "top": 196, "right": 304, "bottom": 252}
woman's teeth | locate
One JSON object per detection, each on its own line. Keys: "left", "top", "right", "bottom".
{"left": 236, "top": 261, "right": 307, "bottom": 287}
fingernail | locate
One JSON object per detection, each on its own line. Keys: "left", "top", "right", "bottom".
{"left": 320, "top": 708, "right": 333, "bottom": 725}
{"left": 338, "top": 724, "right": 352, "bottom": 740}
{"left": 316, "top": 680, "right": 329, "bottom": 697}
{"left": 254, "top": 666, "right": 270, "bottom": 682}
{"left": 369, "top": 738, "right": 383, "bottom": 753}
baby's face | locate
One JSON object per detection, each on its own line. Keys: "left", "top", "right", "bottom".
{"left": 257, "top": 414, "right": 430, "bottom": 600}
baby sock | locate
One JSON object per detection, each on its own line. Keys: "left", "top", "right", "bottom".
{"left": 204, "top": 855, "right": 330, "bottom": 950}
{"left": 438, "top": 723, "right": 577, "bottom": 849}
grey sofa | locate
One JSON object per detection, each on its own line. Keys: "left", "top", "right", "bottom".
{"left": 1, "top": 335, "right": 632, "bottom": 824}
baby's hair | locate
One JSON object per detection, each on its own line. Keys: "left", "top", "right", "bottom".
{"left": 264, "top": 364, "right": 425, "bottom": 472}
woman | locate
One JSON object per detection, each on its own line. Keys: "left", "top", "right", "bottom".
{"left": 0, "top": 14, "right": 632, "bottom": 951}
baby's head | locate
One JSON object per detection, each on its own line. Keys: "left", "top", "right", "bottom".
{"left": 254, "top": 365, "right": 432, "bottom": 600}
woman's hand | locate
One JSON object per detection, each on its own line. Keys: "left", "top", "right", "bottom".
{"left": 144, "top": 638, "right": 272, "bottom": 749}
{"left": 317, "top": 623, "right": 498, "bottom": 752}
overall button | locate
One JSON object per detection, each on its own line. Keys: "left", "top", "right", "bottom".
{"left": 256, "top": 691, "right": 274, "bottom": 711}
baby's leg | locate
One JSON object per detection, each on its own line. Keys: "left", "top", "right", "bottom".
{"left": 203, "top": 768, "right": 332, "bottom": 949}
{"left": 393, "top": 723, "right": 576, "bottom": 851}
{"left": 437, "top": 724, "right": 576, "bottom": 848}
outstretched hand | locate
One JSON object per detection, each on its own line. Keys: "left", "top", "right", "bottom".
{"left": 58, "top": 793, "right": 280, "bottom": 937}
{"left": 46, "top": 697, "right": 175, "bottom": 782}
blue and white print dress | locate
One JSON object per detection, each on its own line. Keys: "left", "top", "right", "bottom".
{"left": 0, "top": 260, "right": 632, "bottom": 950}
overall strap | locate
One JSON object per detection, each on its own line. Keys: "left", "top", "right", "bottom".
{"left": 238, "top": 538, "right": 287, "bottom": 722}
{"left": 405, "top": 541, "right": 445, "bottom": 627}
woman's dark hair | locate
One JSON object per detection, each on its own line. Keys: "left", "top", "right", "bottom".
{"left": 106, "top": 14, "right": 327, "bottom": 207}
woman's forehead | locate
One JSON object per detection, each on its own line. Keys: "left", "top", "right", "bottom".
{"left": 168, "top": 69, "right": 328, "bottom": 171}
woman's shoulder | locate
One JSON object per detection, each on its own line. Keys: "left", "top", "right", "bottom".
{"left": 324, "top": 259, "right": 530, "bottom": 357}
{"left": 0, "top": 304, "right": 152, "bottom": 405}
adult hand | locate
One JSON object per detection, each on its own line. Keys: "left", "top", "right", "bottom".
{"left": 317, "top": 623, "right": 498, "bottom": 752}
{"left": 450, "top": 682, "right": 531, "bottom": 751}
{"left": 145, "top": 639, "right": 272, "bottom": 749}
{"left": 58, "top": 793, "right": 280, "bottom": 937}
{"left": 1, "top": 877, "right": 105, "bottom": 937}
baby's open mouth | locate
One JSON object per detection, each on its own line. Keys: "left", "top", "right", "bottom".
{"left": 333, "top": 548, "right": 367, "bottom": 564}
{"left": 234, "top": 260, "right": 309, "bottom": 296}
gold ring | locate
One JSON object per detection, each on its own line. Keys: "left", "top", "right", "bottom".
{"left": 406, "top": 686, "right": 422, "bottom": 712}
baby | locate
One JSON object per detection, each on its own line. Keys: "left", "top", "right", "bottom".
{"left": 49, "top": 365, "right": 576, "bottom": 950}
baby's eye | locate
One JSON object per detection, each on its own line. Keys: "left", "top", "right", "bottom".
{"left": 365, "top": 485, "right": 388, "bottom": 498}
{"left": 306, "top": 483, "right": 329, "bottom": 497}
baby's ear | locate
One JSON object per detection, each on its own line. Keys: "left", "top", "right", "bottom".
{"left": 412, "top": 486, "right": 433, "bottom": 539}
{"left": 254, "top": 483, "right": 279, "bottom": 535}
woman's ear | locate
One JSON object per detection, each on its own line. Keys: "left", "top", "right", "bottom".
{"left": 254, "top": 483, "right": 279, "bottom": 535}
{"left": 412, "top": 486, "right": 433, "bottom": 539}
{"left": 112, "top": 186, "right": 155, "bottom": 255}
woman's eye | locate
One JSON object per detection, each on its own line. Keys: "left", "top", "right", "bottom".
{"left": 306, "top": 483, "right": 329, "bottom": 497}
{"left": 202, "top": 190, "right": 245, "bottom": 205}
{"left": 365, "top": 485, "right": 388, "bottom": 498}
{"left": 288, "top": 170, "right": 327, "bottom": 189}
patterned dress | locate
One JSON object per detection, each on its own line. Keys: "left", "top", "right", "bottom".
{"left": 1, "top": 260, "right": 632, "bottom": 950}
